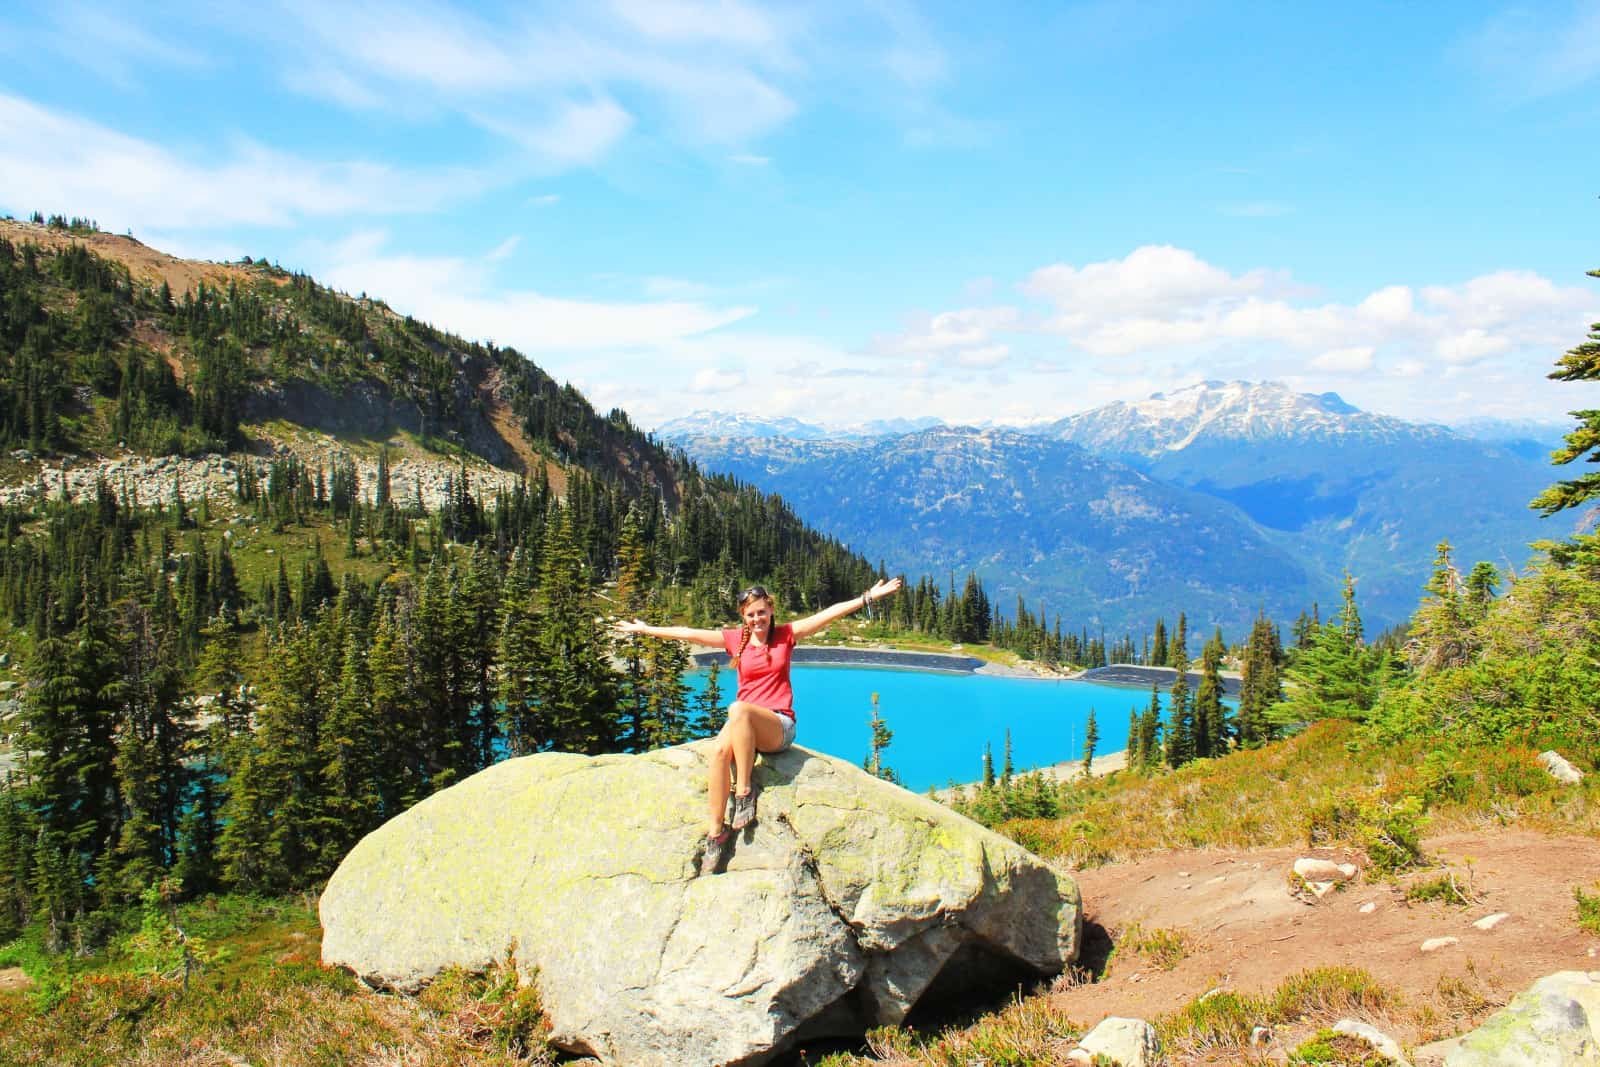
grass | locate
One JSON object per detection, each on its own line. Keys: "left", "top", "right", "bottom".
{"left": 991, "top": 720, "right": 1598, "bottom": 869}
{"left": 1113, "top": 923, "right": 1191, "bottom": 971}
{"left": 0, "top": 894, "right": 554, "bottom": 1067}
{"left": 1576, "top": 884, "right": 1600, "bottom": 935}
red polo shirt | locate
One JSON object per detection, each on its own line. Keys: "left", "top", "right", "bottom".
{"left": 721, "top": 623, "right": 797, "bottom": 718}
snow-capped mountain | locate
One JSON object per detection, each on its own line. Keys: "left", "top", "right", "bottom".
{"left": 653, "top": 410, "right": 832, "bottom": 440}
{"left": 1048, "top": 380, "right": 1453, "bottom": 462}
{"left": 680, "top": 426, "right": 1311, "bottom": 637}
{"left": 671, "top": 382, "right": 1570, "bottom": 637}
{"left": 654, "top": 410, "right": 943, "bottom": 442}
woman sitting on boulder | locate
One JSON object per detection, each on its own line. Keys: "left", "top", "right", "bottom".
{"left": 615, "top": 577, "right": 903, "bottom": 873}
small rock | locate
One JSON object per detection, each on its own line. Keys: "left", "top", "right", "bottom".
{"left": 1537, "top": 750, "right": 1584, "bottom": 784}
{"left": 1472, "top": 912, "right": 1508, "bottom": 931}
{"left": 1295, "top": 858, "right": 1359, "bottom": 882}
{"left": 1359, "top": 901, "right": 1378, "bottom": 914}
{"left": 1076, "top": 1017, "right": 1160, "bottom": 1067}
{"left": 1332, "top": 1018, "right": 1407, "bottom": 1063}
{"left": 1177, "top": 870, "right": 1190, "bottom": 878}
{"left": 1420, "top": 936, "right": 1459, "bottom": 953}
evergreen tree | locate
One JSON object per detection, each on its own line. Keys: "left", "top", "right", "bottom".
{"left": 690, "top": 660, "right": 726, "bottom": 740}
{"left": 1531, "top": 271, "right": 1600, "bottom": 516}
{"left": 1237, "top": 612, "right": 1284, "bottom": 747}
{"left": 1001, "top": 728, "right": 1014, "bottom": 787}
{"left": 1271, "top": 575, "right": 1383, "bottom": 727}
{"left": 1164, "top": 616, "right": 1192, "bottom": 768}
{"left": 527, "top": 509, "right": 619, "bottom": 754}
{"left": 866, "top": 692, "right": 896, "bottom": 782}
{"left": 1193, "top": 629, "right": 1227, "bottom": 758}
{"left": 1406, "top": 541, "right": 1471, "bottom": 674}
{"left": 1138, "top": 685, "right": 1161, "bottom": 771}
{"left": 981, "top": 742, "right": 995, "bottom": 789}
{"left": 1082, "top": 707, "right": 1099, "bottom": 776}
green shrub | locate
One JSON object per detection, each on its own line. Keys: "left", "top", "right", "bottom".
{"left": 1576, "top": 884, "right": 1600, "bottom": 936}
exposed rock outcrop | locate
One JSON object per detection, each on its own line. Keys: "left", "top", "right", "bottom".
{"left": 1445, "top": 970, "right": 1600, "bottom": 1066}
{"left": 320, "top": 743, "right": 1081, "bottom": 1067}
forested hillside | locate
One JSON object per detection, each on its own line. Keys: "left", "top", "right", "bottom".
{"left": 0, "top": 218, "right": 1152, "bottom": 953}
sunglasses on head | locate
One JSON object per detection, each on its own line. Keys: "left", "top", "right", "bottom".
{"left": 737, "top": 586, "right": 770, "bottom": 605}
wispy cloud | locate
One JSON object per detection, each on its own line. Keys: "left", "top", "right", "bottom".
{"left": 0, "top": 93, "right": 488, "bottom": 231}
{"left": 1455, "top": 2, "right": 1600, "bottom": 100}
{"left": 315, "top": 231, "right": 755, "bottom": 356}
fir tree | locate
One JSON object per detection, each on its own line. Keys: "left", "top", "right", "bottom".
{"left": 1082, "top": 707, "right": 1098, "bottom": 776}
{"left": 1531, "top": 270, "right": 1600, "bottom": 515}
{"left": 866, "top": 692, "right": 896, "bottom": 782}
{"left": 1193, "top": 628, "right": 1227, "bottom": 758}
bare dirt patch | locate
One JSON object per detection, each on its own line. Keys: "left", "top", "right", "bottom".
{"left": 1058, "top": 827, "right": 1600, "bottom": 1048}
{"left": 0, "top": 218, "right": 253, "bottom": 296}
{"left": 0, "top": 968, "right": 32, "bottom": 993}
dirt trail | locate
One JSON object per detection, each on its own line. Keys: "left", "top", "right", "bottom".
{"left": 1056, "top": 828, "right": 1600, "bottom": 1049}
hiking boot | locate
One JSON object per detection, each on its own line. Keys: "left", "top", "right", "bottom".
{"left": 699, "top": 826, "right": 732, "bottom": 877}
{"left": 730, "top": 788, "right": 758, "bottom": 831}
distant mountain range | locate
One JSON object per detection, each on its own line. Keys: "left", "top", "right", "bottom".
{"left": 665, "top": 382, "right": 1574, "bottom": 639}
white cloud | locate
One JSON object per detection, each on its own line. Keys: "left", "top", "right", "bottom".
{"left": 528, "top": 194, "right": 561, "bottom": 206}
{"left": 1311, "top": 346, "right": 1376, "bottom": 372}
{"left": 315, "top": 232, "right": 755, "bottom": 355}
{"left": 1436, "top": 328, "right": 1510, "bottom": 365}
{"left": 1456, "top": 3, "right": 1600, "bottom": 100}
{"left": 610, "top": 0, "right": 781, "bottom": 49}
{"left": 1019, "top": 246, "right": 1598, "bottom": 371}
{"left": 729, "top": 153, "right": 771, "bottom": 165}
{"left": 486, "top": 236, "right": 521, "bottom": 262}
{"left": 0, "top": 93, "right": 486, "bottom": 232}
{"left": 692, "top": 367, "right": 746, "bottom": 392}
{"left": 473, "top": 97, "right": 635, "bottom": 167}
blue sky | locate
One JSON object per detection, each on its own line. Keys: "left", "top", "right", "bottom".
{"left": 2, "top": 0, "right": 1597, "bottom": 430}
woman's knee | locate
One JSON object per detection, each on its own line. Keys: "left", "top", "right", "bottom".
{"left": 727, "top": 701, "right": 756, "bottom": 725}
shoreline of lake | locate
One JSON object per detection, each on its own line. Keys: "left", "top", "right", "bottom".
{"left": 687, "top": 644, "right": 1079, "bottom": 679}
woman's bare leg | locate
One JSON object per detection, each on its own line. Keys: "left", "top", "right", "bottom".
{"left": 727, "top": 701, "right": 787, "bottom": 795}
{"left": 706, "top": 738, "right": 733, "bottom": 837}
{"left": 707, "top": 702, "right": 787, "bottom": 835}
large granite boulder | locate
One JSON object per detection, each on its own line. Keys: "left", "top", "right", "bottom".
{"left": 321, "top": 742, "right": 1081, "bottom": 1067}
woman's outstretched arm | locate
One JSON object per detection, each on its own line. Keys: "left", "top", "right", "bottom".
{"left": 613, "top": 619, "right": 727, "bottom": 648}
{"left": 790, "top": 576, "right": 904, "bottom": 640}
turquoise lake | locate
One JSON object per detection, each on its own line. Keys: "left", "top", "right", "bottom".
{"left": 684, "top": 665, "right": 1185, "bottom": 792}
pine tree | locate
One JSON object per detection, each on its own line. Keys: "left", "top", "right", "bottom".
{"left": 981, "top": 742, "right": 995, "bottom": 789}
{"left": 1193, "top": 629, "right": 1226, "bottom": 758}
{"left": 1082, "top": 707, "right": 1099, "bottom": 776}
{"left": 1138, "top": 685, "right": 1161, "bottom": 771}
{"left": 867, "top": 692, "right": 896, "bottom": 782}
{"left": 1165, "top": 616, "right": 1192, "bottom": 768}
{"left": 1237, "top": 612, "right": 1284, "bottom": 747}
{"left": 1531, "top": 270, "right": 1600, "bottom": 515}
{"left": 1406, "top": 541, "right": 1471, "bottom": 674}
{"left": 1001, "top": 728, "right": 1014, "bottom": 787}
{"left": 527, "top": 509, "right": 619, "bottom": 754}
{"left": 1271, "top": 576, "right": 1382, "bottom": 727}
{"left": 691, "top": 660, "right": 726, "bottom": 739}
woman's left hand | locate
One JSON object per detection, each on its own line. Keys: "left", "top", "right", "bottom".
{"left": 869, "top": 576, "right": 904, "bottom": 599}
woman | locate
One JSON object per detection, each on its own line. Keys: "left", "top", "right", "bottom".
{"left": 615, "top": 576, "right": 904, "bottom": 874}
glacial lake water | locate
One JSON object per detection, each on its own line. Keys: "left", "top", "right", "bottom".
{"left": 684, "top": 664, "right": 1187, "bottom": 792}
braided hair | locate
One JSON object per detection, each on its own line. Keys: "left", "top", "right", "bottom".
{"left": 730, "top": 588, "right": 775, "bottom": 667}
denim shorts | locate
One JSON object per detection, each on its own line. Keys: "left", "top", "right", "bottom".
{"left": 768, "top": 711, "right": 796, "bottom": 753}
